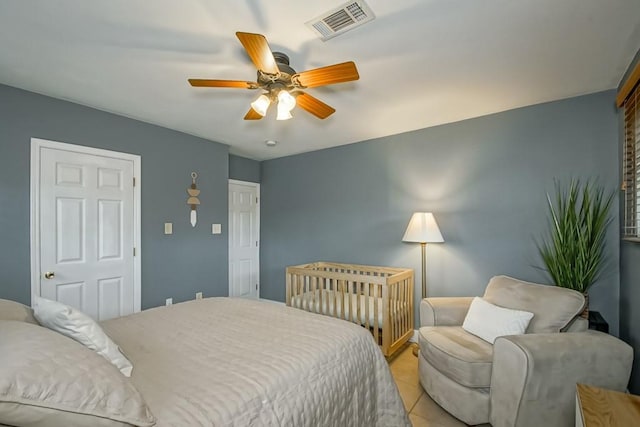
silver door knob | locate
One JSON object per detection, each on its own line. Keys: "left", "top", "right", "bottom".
{"left": 44, "top": 272, "right": 55, "bottom": 279}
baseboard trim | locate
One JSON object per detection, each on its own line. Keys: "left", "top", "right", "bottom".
{"left": 259, "top": 298, "right": 286, "bottom": 306}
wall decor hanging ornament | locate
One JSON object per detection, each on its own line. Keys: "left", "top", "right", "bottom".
{"left": 187, "top": 172, "right": 200, "bottom": 227}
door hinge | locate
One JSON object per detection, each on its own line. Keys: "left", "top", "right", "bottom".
{"left": 133, "top": 177, "right": 136, "bottom": 187}
{"left": 256, "top": 284, "right": 258, "bottom": 290}
{"left": 133, "top": 247, "right": 136, "bottom": 256}
{"left": 256, "top": 197, "right": 259, "bottom": 203}
{"left": 256, "top": 240, "right": 259, "bottom": 247}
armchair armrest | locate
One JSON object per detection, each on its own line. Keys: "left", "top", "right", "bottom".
{"left": 419, "top": 297, "right": 474, "bottom": 327}
{"left": 490, "top": 331, "right": 633, "bottom": 427}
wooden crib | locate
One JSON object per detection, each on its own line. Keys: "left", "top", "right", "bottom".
{"left": 286, "top": 262, "right": 414, "bottom": 357}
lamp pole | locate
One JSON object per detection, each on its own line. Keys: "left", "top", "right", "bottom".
{"left": 403, "top": 212, "right": 444, "bottom": 357}
{"left": 421, "top": 242, "right": 427, "bottom": 299}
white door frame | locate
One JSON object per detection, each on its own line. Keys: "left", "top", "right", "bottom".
{"left": 228, "top": 179, "right": 260, "bottom": 297}
{"left": 30, "top": 137, "right": 142, "bottom": 311}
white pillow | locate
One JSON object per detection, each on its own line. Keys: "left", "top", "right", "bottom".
{"left": 0, "top": 320, "right": 155, "bottom": 427}
{"left": 462, "top": 297, "right": 534, "bottom": 344}
{"left": 32, "top": 296, "right": 133, "bottom": 377}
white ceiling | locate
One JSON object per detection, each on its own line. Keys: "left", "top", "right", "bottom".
{"left": 1, "top": 1, "right": 639, "bottom": 160}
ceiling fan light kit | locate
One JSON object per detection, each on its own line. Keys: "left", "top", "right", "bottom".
{"left": 188, "top": 32, "right": 359, "bottom": 121}
{"left": 276, "top": 102, "right": 293, "bottom": 121}
{"left": 250, "top": 94, "right": 270, "bottom": 116}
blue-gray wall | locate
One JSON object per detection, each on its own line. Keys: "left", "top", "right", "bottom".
{"left": 0, "top": 84, "right": 229, "bottom": 309}
{"left": 229, "top": 154, "right": 261, "bottom": 183}
{"left": 619, "top": 46, "right": 640, "bottom": 393}
{"left": 261, "top": 91, "right": 621, "bottom": 333}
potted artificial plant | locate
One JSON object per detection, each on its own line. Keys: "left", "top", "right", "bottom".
{"left": 537, "top": 179, "right": 615, "bottom": 317}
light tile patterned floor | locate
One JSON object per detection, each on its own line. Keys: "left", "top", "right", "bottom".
{"left": 388, "top": 344, "right": 490, "bottom": 427}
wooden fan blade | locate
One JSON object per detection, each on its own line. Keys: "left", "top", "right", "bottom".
{"left": 188, "top": 79, "right": 257, "bottom": 89}
{"left": 296, "top": 92, "right": 335, "bottom": 119}
{"left": 294, "top": 61, "right": 359, "bottom": 88}
{"left": 244, "top": 107, "right": 264, "bottom": 120}
{"left": 236, "top": 32, "right": 279, "bottom": 75}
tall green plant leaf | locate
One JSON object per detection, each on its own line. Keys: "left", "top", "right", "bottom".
{"left": 536, "top": 179, "right": 614, "bottom": 293}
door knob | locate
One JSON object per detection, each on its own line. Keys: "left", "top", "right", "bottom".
{"left": 44, "top": 272, "right": 55, "bottom": 279}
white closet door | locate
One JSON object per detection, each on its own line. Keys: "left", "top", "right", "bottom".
{"left": 229, "top": 181, "right": 259, "bottom": 299}
{"left": 37, "top": 143, "right": 136, "bottom": 320}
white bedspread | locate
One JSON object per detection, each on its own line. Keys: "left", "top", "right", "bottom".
{"left": 101, "top": 298, "right": 409, "bottom": 427}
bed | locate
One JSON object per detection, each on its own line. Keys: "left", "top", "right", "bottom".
{"left": 0, "top": 297, "right": 410, "bottom": 427}
{"left": 286, "top": 262, "right": 414, "bottom": 357}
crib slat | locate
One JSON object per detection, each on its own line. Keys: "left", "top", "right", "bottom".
{"left": 340, "top": 279, "right": 344, "bottom": 320}
{"left": 392, "top": 281, "right": 398, "bottom": 343}
{"left": 346, "top": 280, "right": 352, "bottom": 322}
{"left": 356, "top": 281, "right": 362, "bottom": 326}
{"left": 312, "top": 275, "right": 316, "bottom": 312}
{"left": 373, "top": 283, "right": 379, "bottom": 345}
{"left": 393, "top": 281, "right": 406, "bottom": 341}
{"left": 382, "top": 281, "right": 391, "bottom": 353}
{"left": 319, "top": 277, "right": 324, "bottom": 315}
{"left": 286, "top": 272, "right": 292, "bottom": 306}
{"left": 391, "top": 281, "right": 396, "bottom": 343}
{"left": 364, "top": 281, "right": 370, "bottom": 331}
{"left": 401, "top": 279, "right": 407, "bottom": 341}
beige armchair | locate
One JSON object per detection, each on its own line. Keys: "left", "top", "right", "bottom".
{"left": 418, "top": 275, "right": 633, "bottom": 427}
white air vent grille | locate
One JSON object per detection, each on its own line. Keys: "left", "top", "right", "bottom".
{"left": 306, "top": 1, "right": 375, "bottom": 41}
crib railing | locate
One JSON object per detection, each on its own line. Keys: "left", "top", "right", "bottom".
{"left": 286, "top": 262, "right": 414, "bottom": 357}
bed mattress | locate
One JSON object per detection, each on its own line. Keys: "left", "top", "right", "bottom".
{"left": 101, "top": 298, "right": 409, "bottom": 427}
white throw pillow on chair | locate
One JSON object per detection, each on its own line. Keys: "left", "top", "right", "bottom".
{"left": 32, "top": 296, "right": 133, "bottom": 377}
{"left": 462, "top": 296, "right": 534, "bottom": 344}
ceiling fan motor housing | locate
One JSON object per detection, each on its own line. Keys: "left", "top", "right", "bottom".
{"left": 272, "top": 52, "right": 296, "bottom": 75}
{"left": 257, "top": 52, "right": 297, "bottom": 90}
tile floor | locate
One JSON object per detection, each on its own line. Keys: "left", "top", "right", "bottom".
{"left": 388, "top": 343, "right": 490, "bottom": 427}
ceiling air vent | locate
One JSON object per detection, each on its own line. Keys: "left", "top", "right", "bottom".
{"left": 306, "top": 1, "right": 375, "bottom": 41}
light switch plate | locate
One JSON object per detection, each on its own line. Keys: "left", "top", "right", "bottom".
{"left": 195, "top": 292, "right": 203, "bottom": 300}
{"left": 164, "top": 222, "right": 173, "bottom": 235}
{"left": 212, "top": 224, "right": 222, "bottom": 234}
{"left": 165, "top": 298, "right": 173, "bottom": 306}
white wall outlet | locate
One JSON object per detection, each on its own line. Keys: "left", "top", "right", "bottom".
{"left": 212, "top": 224, "right": 222, "bottom": 234}
{"left": 195, "top": 292, "right": 203, "bottom": 300}
{"left": 165, "top": 298, "right": 173, "bottom": 306}
{"left": 164, "top": 222, "right": 173, "bottom": 235}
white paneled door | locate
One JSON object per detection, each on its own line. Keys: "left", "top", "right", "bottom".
{"left": 229, "top": 180, "right": 259, "bottom": 299}
{"left": 31, "top": 139, "right": 140, "bottom": 320}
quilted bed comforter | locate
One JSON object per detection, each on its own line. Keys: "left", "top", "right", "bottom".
{"left": 101, "top": 298, "right": 410, "bottom": 427}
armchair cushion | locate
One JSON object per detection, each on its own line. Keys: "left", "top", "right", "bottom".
{"left": 483, "top": 275, "right": 585, "bottom": 333}
{"left": 419, "top": 326, "right": 493, "bottom": 388}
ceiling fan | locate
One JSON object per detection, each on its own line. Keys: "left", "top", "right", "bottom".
{"left": 188, "top": 32, "right": 359, "bottom": 121}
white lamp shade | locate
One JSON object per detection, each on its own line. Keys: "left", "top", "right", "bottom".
{"left": 277, "top": 90, "right": 296, "bottom": 111}
{"left": 276, "top": 102, "right": 293, "bottom": 120}
{"left": 402, "top": 212, "right": 444, "bottom": 243}
{"left": 250, "top": 94, "right": 270, "bottom": 116}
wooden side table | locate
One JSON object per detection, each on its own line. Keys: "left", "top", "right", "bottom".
{"left": 576, "top": 383, "right": 640, "bottom": 426}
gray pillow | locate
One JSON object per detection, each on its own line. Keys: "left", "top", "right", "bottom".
{"left": 0, "top": 320, "right": 156, "bottom": 427}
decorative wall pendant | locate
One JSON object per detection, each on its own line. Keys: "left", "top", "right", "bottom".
{"left": 187, "top": 172, "right": 200, "bottom": 227}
